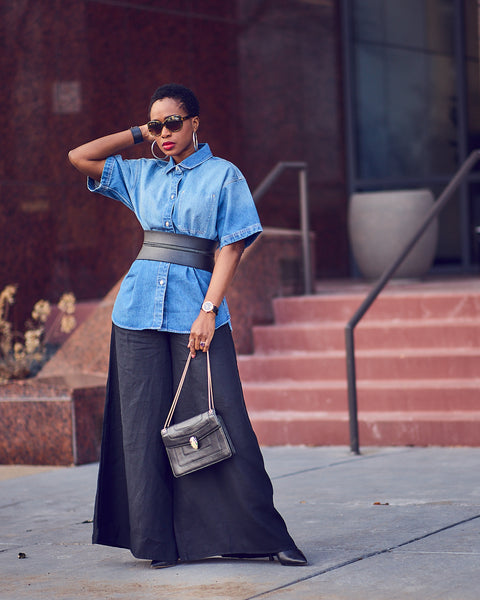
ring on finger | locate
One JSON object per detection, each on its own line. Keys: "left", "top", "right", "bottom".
{"left": 200, "top": 341, "right": 206, "bottom": 348}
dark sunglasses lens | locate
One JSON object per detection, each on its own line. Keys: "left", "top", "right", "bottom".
{"left": 164, "top": 117, "right": 184, "bottom": 132}
{"left": 147, "top": 121, "right": 163, "bottom": 135}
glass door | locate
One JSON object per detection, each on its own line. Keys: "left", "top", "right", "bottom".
{"left": 342, "top": 0, "right": 480, "bottom": 272}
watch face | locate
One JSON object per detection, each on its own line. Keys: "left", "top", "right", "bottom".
{"left": 202, "top": 301, "right": 218, "bottom": 314}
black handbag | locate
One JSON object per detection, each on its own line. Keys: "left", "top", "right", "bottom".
{"left": 161, "top": 351, "right": 235, "bottom": 477}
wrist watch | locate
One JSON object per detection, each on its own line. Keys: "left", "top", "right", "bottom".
{"left": 201, "top": 301, "right": 218, "bottom": 315}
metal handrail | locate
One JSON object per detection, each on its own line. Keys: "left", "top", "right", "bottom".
{"left": 252, "top": 162, "right": 313, "bottom": 295}
{"left": 345, "top": 149, "right": 480, "bottom": 455}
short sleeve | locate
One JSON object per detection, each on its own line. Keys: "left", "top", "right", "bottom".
{"left": 216, "top": 170, "right": 262, "bottom": 249}
{"left": 86, "top": 155, "right": 138, "bottom": 211}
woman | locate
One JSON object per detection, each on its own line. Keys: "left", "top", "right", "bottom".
{"left": 68, "top": 83, "right": 307, "bottom": 569}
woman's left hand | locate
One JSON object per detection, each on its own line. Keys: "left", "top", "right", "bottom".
{"left": 188, "top": 311, "right": 216, "bottom": 357}
{"left": 187, "top": 240, "right": 244, "bottom": 358}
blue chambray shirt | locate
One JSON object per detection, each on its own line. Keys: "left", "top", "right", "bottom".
{"left": 87, "top": 143, "right": 262, "bottom": 333}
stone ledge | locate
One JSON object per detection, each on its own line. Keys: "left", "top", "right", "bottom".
{"left": 0, "top": 376, "right": 105, "bottom": 465}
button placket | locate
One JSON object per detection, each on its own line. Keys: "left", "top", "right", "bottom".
{"left": 152, "top": 263, "right": 169, "bottom": 328}
{"left": 164, "top": 171, "right": 182, "bottom": 230}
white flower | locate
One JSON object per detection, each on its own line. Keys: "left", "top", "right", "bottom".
{"left": 24, "top": 329, "right": 42, "bottom": 354}
{"left": 60, "top": 314, "right": 77, "bottom": 334}
{"left": 57, "top": 293, "right": 76, "bottom": 315}
{"left": 31, "top": 300, "right": 51, "bottom": 323}
{"left": 13, "top": 343, "right": 25, "bottom": 361}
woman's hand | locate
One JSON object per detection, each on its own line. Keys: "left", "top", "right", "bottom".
{"left": 188, "top": 311, "right": 216, "bottom": 357}
{"left": 187, "top": 240, "right": 245, "bottom": 358}
{"left": 139, "top": 123, "right": 156, "bottom": 144}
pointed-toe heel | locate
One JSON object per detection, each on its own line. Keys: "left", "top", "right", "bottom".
{"left": 273, "top": 548, "right": 308, "bottom": 566}
{"left": 151, "top": 559, "right": 177, "bottom": 569}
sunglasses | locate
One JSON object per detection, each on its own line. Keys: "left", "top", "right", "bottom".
{"left": 147, "top": 115, "right": 192, "bottom": 136}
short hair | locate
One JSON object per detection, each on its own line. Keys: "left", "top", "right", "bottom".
{"left": 148, "top": 83, "right": 200, "bottom": 117}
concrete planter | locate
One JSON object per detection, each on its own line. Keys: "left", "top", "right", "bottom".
{"left": 348, "top": 189, "right": 438, "bottom": 279}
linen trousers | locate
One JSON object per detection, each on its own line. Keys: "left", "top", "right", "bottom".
{"left": 92, "top": 323, "right": 296, "bottom": 561}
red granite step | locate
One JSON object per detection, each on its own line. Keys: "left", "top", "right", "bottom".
{"left": 273, "top": 292, "right": 480, "bottom": 323}
{"left": 241, "top": 282, "right": 480, "bottom": 447}
{"left": 247, "top": 410, "right": 480, "bottom": 446}
{"left": 242, "top": 379, "right": 480, "bottom": 412}
{"left": 238, "top": 348, "right": 480, "bottom": 381}
{"left": 358, "top": 411, "right": 480, "bottom": 446}
{"left": 252, "top": 318, "right": 480, "bottom": 352}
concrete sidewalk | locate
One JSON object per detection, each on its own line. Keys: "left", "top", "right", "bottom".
{"left": 1, "top": 446, "right": 479, "bottom": 599}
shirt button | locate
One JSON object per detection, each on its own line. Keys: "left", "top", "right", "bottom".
{"left": 171, "top": 194, "right": 175, "bottom": 199}
{"left": 165, "top": 221, "right": 170, "bottom": 227}
{"left": 176, "top": 166, "right": 181, "bottom": 173}
{"left": 159, "top": 280, "right": 165, "bottom": 285}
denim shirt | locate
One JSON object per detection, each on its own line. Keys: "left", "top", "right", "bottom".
{"left": 87, "top": 143, "right": 262, "bottom": 333}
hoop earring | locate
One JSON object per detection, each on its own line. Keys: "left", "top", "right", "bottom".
{"left": 151, "top": 140, "right": 165, "bottom": 160}
{"left": 193, "top": 130, "right": 199, "bottom": 152}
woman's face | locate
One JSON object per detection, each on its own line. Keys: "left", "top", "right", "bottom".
{"left": 149, "top": 98, "right": 199, "bottom": 164}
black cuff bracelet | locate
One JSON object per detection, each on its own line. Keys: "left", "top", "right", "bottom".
{"left": 130, "top": 126, "right": 143, "bottom": 145}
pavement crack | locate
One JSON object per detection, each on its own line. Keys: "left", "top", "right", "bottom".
{"left": 0, "top": 501, "right": 24, "bottom": 510}
{"left": 385, "top": 512, "right": 480, "bottom": 552}
{"left": 243, "top": 512, "right": 480, "bottom": 600}
{"left": 271, "top": 448, "right": 415, "bottom": 481}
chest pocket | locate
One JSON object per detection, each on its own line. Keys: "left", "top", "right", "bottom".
{"left": 173, "top": 190, "right": 218, "bottom": 237}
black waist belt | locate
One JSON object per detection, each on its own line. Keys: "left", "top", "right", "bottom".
{"left": 136, "top": 230, "right": 217, "bottom": 272}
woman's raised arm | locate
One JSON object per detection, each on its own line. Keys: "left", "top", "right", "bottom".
{"left": 68, "top": 125, "right": 150, "bottom": 180}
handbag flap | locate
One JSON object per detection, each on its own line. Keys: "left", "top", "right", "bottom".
{"left": 161, "top": 410, "right": 222, "bottom": 446}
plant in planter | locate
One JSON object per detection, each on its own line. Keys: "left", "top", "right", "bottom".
{"left": 348, "top": 188, "right": 438, "bottom": 279}
{"left": 0, "top": 285, "right": 76, "bottom": 383}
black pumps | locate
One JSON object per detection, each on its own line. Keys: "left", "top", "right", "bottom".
{"left": 222, "top": 547, "right": 308, "bottom": 566}
{"left": 151, "top": 548, "right": 308, "bottom": 568}
{"left": 150, "top": 559, "right": 177, "bottom": 569}
{"left": 272, "top": 548, "right": 308, "bottom": 566}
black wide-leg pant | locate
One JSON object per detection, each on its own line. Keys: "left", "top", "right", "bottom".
{"left": 92, "top": 323, "right": 296, "bottom": 561}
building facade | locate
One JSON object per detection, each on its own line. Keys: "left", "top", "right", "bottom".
{"left": 1, "top": 0, "right": 478, "bottom": 324}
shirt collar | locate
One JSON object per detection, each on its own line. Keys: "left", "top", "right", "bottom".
{"left": 164, "top": 143, "right": 212, "bottom": 173}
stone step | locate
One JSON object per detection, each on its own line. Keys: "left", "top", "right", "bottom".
{"left": 248, "top": 410, "right": 480, "bottom": 446}
{"left": 252, "top": 318, "right": 480, "bottom": 352}
{"left": 243, "top": 378, "right": 480, "bottom": 412}
{"left": 238, "top": 348, "right": 480, "bottom": 381}
{"left": 241, "top": 280, "right": 480, "bottom": 447}
{"left": 273, "top": 291, "right": 480, "bottom": 324}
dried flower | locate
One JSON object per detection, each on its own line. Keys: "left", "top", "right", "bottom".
{"left": 0, "top": 285, "right": 77, "bottom": 382}
{"left": 60, "top": 314, "right": 77, "bottom": 334}
{"left": 13, "top": 343, "right": 25, "bottom": 361}
{"left": 1, "top": 285, "right": 17, "bottom": 305}
{"left": 0, "top": 320, "right": 12, "bottom": 340}
{"left": 0, "top": 321, "right": 13, "bottom": 357}
{"left": 31, "top": 300, "right": 51, "bottom": 323}
{"left": 0, "top": 284, "right": 17, "bottom": 321}
{"left": 24, "top": 329, "right": 42, "bottom": 354}
{"left": 58, "top": 293, "right": 76, "bottom": 315}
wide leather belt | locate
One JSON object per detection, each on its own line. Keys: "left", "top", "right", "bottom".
{"left": 136, "top": 230, "right": 217, "bottom": 272}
